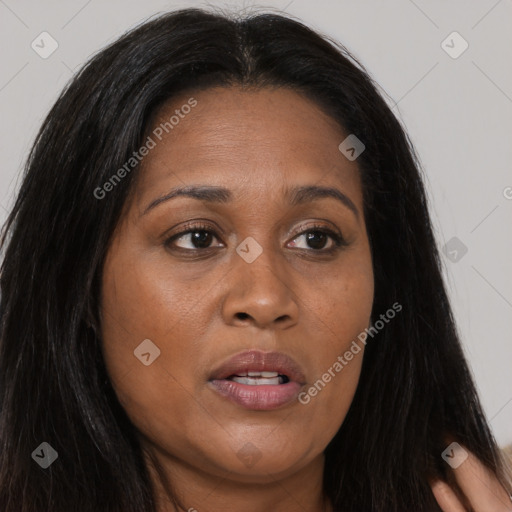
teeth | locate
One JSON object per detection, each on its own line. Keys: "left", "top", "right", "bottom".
{"left": 231, "top": 376, "right": 284, "bottom": 385}
{"left": 246, "top": 371, "right": 279, "bottom": 378}
{"left": 261, "top": 371, "right": 279, "bottom": 378}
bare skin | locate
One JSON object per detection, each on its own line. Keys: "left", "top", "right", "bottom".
{"left": 431, "top": 449, "right": 512, "bottom": 512}
{"left": 99, "top": 86, "right": 512, "bottom": 511}
{"left": 100, "top": 86, "right": 372, "bottom": 511}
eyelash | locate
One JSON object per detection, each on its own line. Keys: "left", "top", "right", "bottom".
{"left": 164, "top": 221, "right": 347, "bottom": 254}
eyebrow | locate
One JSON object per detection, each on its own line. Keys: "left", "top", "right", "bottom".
{"left": 141, "top": 184, "right": 359, "bottom": 219}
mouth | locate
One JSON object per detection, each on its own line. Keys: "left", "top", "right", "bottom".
{"left": 226, "top": 371, "right": 290, "bottom": 386}
{"left": 208, "top": 350, "right": 306, "bottom": 410}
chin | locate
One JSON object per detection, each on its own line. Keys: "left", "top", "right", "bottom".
{"left": 206, "top": 443, "right": 318, "bottom": 483}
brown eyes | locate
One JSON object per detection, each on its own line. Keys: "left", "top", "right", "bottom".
{"left": 164, "top": 221, "right": 347, "bottom": 255}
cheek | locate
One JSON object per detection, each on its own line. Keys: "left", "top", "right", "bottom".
{"left": 99, "top": 258, "right": 205, "bottom": 459}
{"left": 305, "top": 245, "right": 374, "bottom": 354}
{"left": 99, "top": 238, "right": 214, "bottom": 425}
{"left": 100, "top": 238, "right": 198, "bottom": 363}
{"left": 296, "top": 251, "right": 373, "bottom": 430}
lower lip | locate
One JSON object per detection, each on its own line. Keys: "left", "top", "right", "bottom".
{"left": 208, "top": 379, "right": 302, "bottom": 410}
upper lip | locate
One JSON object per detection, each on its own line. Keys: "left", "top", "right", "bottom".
{"left": 209, "top": 350, "right": 306, "bottom": 384}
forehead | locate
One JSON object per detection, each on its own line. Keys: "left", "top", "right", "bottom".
{"left": 132, "top": 86, "right": 362, "bottom": 211}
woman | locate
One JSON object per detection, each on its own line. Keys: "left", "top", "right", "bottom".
{"left": 0, "top": 7, "right": 510, "bottom": 512}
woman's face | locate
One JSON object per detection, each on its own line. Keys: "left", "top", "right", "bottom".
{"left": 100, "top": 86, "right": 374, "bottom": 483}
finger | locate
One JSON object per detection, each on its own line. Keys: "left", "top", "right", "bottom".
{"left": 449, "top": 448, "right": 512, "bottom": 512}
{"left": 430, "top": 479, "right": 467, "bottom": 512}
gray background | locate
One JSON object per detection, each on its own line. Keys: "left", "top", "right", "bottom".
{"left": 1, "top": 0, "right": 511, "bottom": 446}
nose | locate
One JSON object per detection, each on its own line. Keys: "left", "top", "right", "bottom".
{"left": 221, "top": 243, "right": 299, "bottom": 330}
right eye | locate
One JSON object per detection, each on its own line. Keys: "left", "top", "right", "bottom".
{"left": 164, "top": 222, "right": 224, "bottom": 251}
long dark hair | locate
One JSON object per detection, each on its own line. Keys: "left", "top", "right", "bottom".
{"left": 0, "top": 8, "right": 509, "bottom": 511}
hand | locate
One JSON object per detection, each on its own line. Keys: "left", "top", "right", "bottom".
{"left": 430, "top": 448, "right": 512, "bottom": 511}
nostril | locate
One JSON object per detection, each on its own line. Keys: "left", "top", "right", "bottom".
{"left": 236, "top": 312, "right": 249, "bottom": 320}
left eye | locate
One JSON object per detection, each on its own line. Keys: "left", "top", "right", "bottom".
{"left": 288, "top": 228, "right": 343, "bottom": 251}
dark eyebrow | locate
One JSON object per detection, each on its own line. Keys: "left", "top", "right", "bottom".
{"left": 141, "top": 184, "right": 359, "bottom": 219}
{"left": 141, "top": 185, "right": 232, "bottom": 216}
{"left": 288, "top": 185, "right": 359, "bottom": 219}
